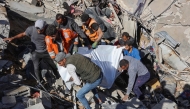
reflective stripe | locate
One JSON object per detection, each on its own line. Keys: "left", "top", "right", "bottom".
{"left": 49, "top": 51, "right": 55, "bottom": 57}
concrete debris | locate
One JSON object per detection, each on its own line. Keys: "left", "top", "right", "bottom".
{"left": 23, "top": 98, "right": 45, "bottom": 109}
{"left": 0, "top": 0, "right": 190, "bottom": 109}
{"left": 4, "top": 86, "right": 30, "bottom": 97}
{"left": 0, "top": 74, "right": 22, "bottom": 82}
{"left": 152, "top": 98, "right": 177, "bottom": 109}
{"left": 9, "top": 1, "right": 44, "bottom": 14}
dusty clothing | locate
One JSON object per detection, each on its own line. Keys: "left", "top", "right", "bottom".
{"left": 45, "top": 36, "right": 64, "bottom": 59}
{"left": 52, "top": 17, "right": 87, "bottom": 39}
{"left": 114, "top": 36, "right": 135, "bottom": 46}
{"left": 82, "top": 18, "right": 99, "bottom": 42}
{"left": 65, "top": 54, "right": 101, "bottom": 83}
{"left": 123, "top": 56, "right": 149, "bottom": 95}
{"left": 25, "top": 26, "right": 46, "bottom": 52}
{"left": 59, "top": 29, "right": 78, "bottom": 53}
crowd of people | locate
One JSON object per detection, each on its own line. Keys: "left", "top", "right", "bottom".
{"left": 3, "top": 1, "right": 151, "bottom": 109}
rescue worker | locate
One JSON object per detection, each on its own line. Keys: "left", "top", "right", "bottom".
{"left": 55, "top": 52, "right": 103, "bottom": 109}
{"left": 81, "top": 13, "right": 103, "bottom": 48}
{"left": 45, "top": 25, "right": 78, "bottom": 59}
{"left": 3, "top": 19, "right": 60, "bottom": 82}
{"left": 52, "top": 14, "right": 91, "bottom": 49}
{"left": 114, "top": 32, "right": 135, "bottom": 47}
{"left": 119, "top": 56, "right": 150, "bottom": 101}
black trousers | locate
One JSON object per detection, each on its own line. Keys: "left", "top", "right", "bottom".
{"left": 31, "top": 51, "right": 59, "bottom": 82}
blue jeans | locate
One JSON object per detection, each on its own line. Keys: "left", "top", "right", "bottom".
{"left": 76, "top": 73, "right": 102, "bottom": 109}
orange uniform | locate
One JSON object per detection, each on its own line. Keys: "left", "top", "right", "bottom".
{"left": 45, "top": 29, "right": 78, "bottom": 59}
{"left": 82, "top": 18, "right": 99, "bottom": 42}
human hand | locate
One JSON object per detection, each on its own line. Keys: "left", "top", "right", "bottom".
{"left": 69, "top": 77, "right": 73, "bottom": 81}
{"left": 3, "top": 37, "right": 14, "bottom": 42}
{"left": 88, "top": 45, "right": 92, "bottom": 50}
{"left": 122, "top": 94, "right": 129, "bottom": 101}
{"left": 117, "top": 45, "right": 120, "bottom": 48}
{"left": 92, "top": 41, "right": 98, "bottom": 49}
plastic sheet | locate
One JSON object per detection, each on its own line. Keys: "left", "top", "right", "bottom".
{"left": 78, "top": 45, "right": 123, "bottom": 89}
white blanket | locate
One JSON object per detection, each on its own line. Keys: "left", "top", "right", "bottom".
{"left": 58, "top": 45, "right": 123, "bottom": 89}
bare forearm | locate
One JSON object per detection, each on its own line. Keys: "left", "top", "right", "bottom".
{"left": 13, "top": 32, "right": 26, "bottom": 39}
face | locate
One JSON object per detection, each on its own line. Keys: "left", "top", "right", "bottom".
{"left": 125, "top": 45, "right": 130, "bottom": 51}
{"left": 122, "top": 35, "right": 129, "bottom": 42}
{"left": 121, "top": 64, "right": 129, "bottom": 71}
{"left": 37, "top": 28, "right": 45, "bottom": 34}
{"left": 57, "top": 18, "right": 63, "bottom": 24}
{"left": 58, "top": 59, "right": 66, "bottom": 67}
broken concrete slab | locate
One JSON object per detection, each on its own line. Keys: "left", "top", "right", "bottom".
{"left": 9, "top": 1, "right": 44, "bottom": 14}
{"left": 179, "top": 3, "right": 190, "bottom": 25}
{"left": 0, "top": 6, "right": 10, "bottom": 40}
{"left": 155, "top": 26, "right": 190, "bottom": 58}
{"left": 148, "top": 0, "right": 175, "bottom": 17}
{"left": 24, "top": 0, "right": 37, "bottom": 5}
{"left": 152, "top": 98, "right": 177, "bottom": 109}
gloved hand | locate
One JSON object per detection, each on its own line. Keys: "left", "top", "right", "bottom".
{"left": 72, "top": 44, "right": 78, "bottom": 54}
{"left": 92, "top": 41, "right": 98, "bottom": 49}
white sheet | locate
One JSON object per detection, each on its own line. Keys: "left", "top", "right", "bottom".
{"left": 58, "top": 45, "right": 123, "bottom": 89}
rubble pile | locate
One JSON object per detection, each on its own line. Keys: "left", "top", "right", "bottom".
{"left": 0, "top": 0, "right": 190, "bottom": 109}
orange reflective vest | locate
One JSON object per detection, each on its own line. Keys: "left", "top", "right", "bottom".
{"left": 82, "top": 18, "right": 99, "bottom": 42}
{"left": 45, "top": 36, "right": 63, "bottom": 59}
{"left": 59, "top": 29, "right": 78, "bottom": 53}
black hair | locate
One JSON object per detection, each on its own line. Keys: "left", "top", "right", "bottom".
{"left": 91, "top": 23, "right": 99, "bottom": 31}
{"left": 56, "top": 13, "right": 67, "bottom": 20}
{"left": 56, "top": 13, "right": 63, "bottom": 20}
{"left": 119, "top": 59, "right": 129, "bottom": 67}
{"left": 81, "top": 13, "right": 90, "bottom": 22}
{"left": 122, "top": 32, "right": 130, "bottom": 38}
{"left": 46, "top": 25, "right": 57, "bottom": 36}
{"left": 125, "top": 41, "right": 133, "bottom": 46}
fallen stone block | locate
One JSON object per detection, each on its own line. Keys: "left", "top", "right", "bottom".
{"left": 152, "top": 98, "right": 177, "bottom": 109}
{"left": 9, "top": 1, "right": 44, "bottom": 14}
{"left": 23, "top": 98, "right": 45, "bottom": 109}
{"left": 24, "top": 0, "right": 37, "bottom": 5}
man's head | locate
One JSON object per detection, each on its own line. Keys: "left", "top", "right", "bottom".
{"left": 119, "top": 59, "right": 129, "bottom": 71}
{"left": 122, "top": 32, "right": 130, "bottom": 42}
{"left": 125, "top": 41, "right": 133, "bottom": 51}
{"left": 46, "top": 25, "right": 58, "bottom": 39}
{"left": 56, "top": 13, "right": 67, "bottom": 25}
{"left": 81, "top": 13, "right": 90, "bottom": 24}
{"left": 92, "top": 0, "right": 100, "bottom": 6}
{"left": 35, "top": 19, "right": 47, "bottom": 34}
{"left": 91, "top": 23, "right": 99, "bottom": 32}
{"left": 55, "top": 52, "right": 71, "bottom": 66}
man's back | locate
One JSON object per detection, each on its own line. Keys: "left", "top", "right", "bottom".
{"left": 66, "top": 54, "right": 101, "bottom": 83}
{"left": 123, "top": 56, "right": 148, "bottom": 76}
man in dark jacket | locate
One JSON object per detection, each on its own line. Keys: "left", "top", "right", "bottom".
{"left": 52, "top": 14, "right": 91, "bottom": 48}
{"left": 55, "top": 52, "right": 102, "bottom": 109}
{"left": 119, "top": 56, "right": 150, "bottom": 101}
{"left": 114, "top": 32, "right": 135, "bottom": 47}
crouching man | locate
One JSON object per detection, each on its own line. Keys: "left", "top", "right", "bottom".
{"left": 119, "top": 56, "right": 150, "bottom": 100}
{"left": 55, "top": 52, "right": 103, "bottom": 109}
